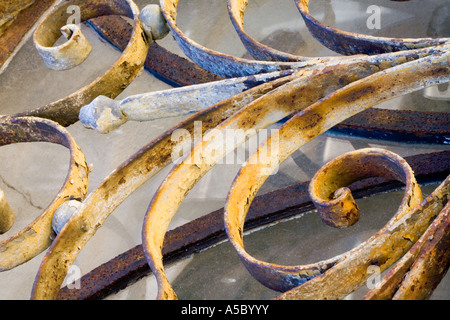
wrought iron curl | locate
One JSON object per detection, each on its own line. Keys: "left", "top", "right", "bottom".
{"left": 0, "top": 0, "right": 447, "bottom": 300}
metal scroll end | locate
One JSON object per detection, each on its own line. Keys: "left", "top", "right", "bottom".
{"left": 35, "top": 24, "right": 93, "bottom": 71}
{"left": 139, "top": 4, "right": 170, "bottom": 42}
{"left": 79, "top": 95, "right": 128, "bottom": 134}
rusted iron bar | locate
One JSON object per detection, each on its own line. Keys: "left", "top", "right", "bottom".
{"left": 87, "top": 15, "right": 449, "bottom": 144}
{"left": 87, "top": 15, "right": 224, "bottom": 86}
{"left": 332, "top": 109, "right": 450, "bottom": 145}
{"left": 0, "top": 0, "right": 57, "bottom": 73}
{"left": 295, "top": 0, "right": 449, "bottom": 56}
{"left": 56, "top": 150, "right": 449, "bottom": 300}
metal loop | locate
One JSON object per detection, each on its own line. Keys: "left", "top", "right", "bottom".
{"left": 227, "top": 0, "right": 344, "bottom": 62}
{"left": 30, "top": 70, "right": 293, "bottom": 300}
{"left": 0, "top": 116, "right": 89, "bottom": 271}
{"left": 224, "top": 51, "right": 449, "bottom": 298}
{"left": 309, "top": 149, "right": 418, "bottom": 228}
{"left": 160, "top": 0, "right": 311, "bottom": 77}
{"left": 34, "top": 23, "right": 92, "bottom": 71}
{"left": 13, "top": 0, "right": 150, "bottom": 127}
{"left": 295, "top": 0, "right": 450, "bottom": 55}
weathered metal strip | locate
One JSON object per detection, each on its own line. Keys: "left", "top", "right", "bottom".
{"left": 223, "top": 50, "right": 449, "bottom": 300}
{"left": 11, "top": 0, "right": 150, "bottom": 127}
{"left": 295, "top": 0, "right": 450, "bottom": 56}
{"left": 0, "top": 116, "right": 89, "bottom": 271}
{"left": 227, "top": 0, "right": 344, "bottom": 63}
{"left": 332, "top": 109, "right": 450, "bottom": 145}
{"left": 391, "top": 201, "right": 450, "bottom": 300}
{"left": 87, "top": 15, "right": 224, "bottom": 86}
{"left": 227, "top": 0, "right": 311, "bottom": 62}
{"left": 56, "top": 150, "right": 449, "bottom": 300}
{"left": 30, "top": 72, "right": 295, "bottom": 300}
{"left": 160, "top": 0, "right": 322, "bottom": 78}
{"left": 364, "top": 200, "right": 450, "bottom": 300}
{"left": 79, "top": 69, "right": 296, "bottom": 133}
{"left": 0, "top": 0, "right": 57, "bottom": 73}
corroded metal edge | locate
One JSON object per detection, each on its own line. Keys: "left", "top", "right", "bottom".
{"left": 160, "top": 0, "right": 316, "bottom": 77}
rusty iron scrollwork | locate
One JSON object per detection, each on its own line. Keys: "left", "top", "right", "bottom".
{"left": 0, "top": 0, "right": 448, "bottom": 300}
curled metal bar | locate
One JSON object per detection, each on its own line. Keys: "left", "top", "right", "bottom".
{"left": 4, "top": 0, "right": 446, "bottom": 300}
{"left": 160, "top": 0, "right": 332, "bottom": 77}
{"left": 295, "top": 0, "right": 450, "bottom": 55}
{"left": 223, "top": 50, "right": 449, "bottom": 300}
{"left": 12, "top": 0, "right": 150, "bottom": 127}
{"left": 56, "top": 150, "right": 450, "bottom": 300}
{"left": 30, "top": 68, "right": 296, "bottom": 300}
{"left": 141, "top": 47, "right": 450, "bottom": 299}
{"left": 0, "top": 116, "right": 89, "bottom": 271}
{"left": 86, "top": 14, "right": 450, "bottom": 145}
